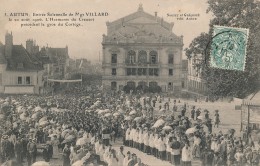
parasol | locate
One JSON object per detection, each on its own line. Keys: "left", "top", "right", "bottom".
{"left": 14, "top": 102, "right": 20, "bottom": 105}
{"left": 39, "top": 117, "right": 48, "bottom": 123}
{"left": 90, "top": 105, "right": 96, "bottom": 109}
{"left": 31, "top": 112, "right": 40, "bottom": 119}
{"left": 134, "top": 117, "right": 142, "bottom": 121}
{"left": 97, "top": 110, "right": 103, "bottom": 114}
{"left": 85, "top": 109, "right": 93, "bottom": 113}
{"left": 129, "top": 110, "right": 137, "bottom": 115}
{"left": 124, "top": 116, "right": 132, "bottom": 121}
{"left": 32, "top": 161, "right": 50, "bottom": 166}
{"left": 159, "top": 108, "right": 166, "bottom": 112}
{"left": 61, "top": 129, "right": 71, "bottom": 138}
{"left": 51, "top": 107, "right": 61, "bottom": 112}
{"left": 39, "top": 121, "right": 49, "bottom": 127}
{"left": 76, "top": 137, "right": 88, "bottom": 146}
{"left": 185, "top": 127, "right": 197, "bottom": 134}
{"left": 72, "top": 160, "right": 84, "bottom": 166}
{"left": 152, "top": 119, "right": 165, "bottom": 128}
{"left": 104, "top": 109, "right": 110, "bottom": 112}
{"left": 162, "top": 126, "right": 172, "bottom": 130}
{"left": 118, "top": 109, "right": 124, "bottom": 113}
{"left": 95, "top": 109, "right": 101, "bottom": 113}
{"left": 47, "top": 101, "right": 52, "bottom": 106}
{"left": 34, "top": 106, "right": 42, "bottom": 112}
{"left": 104, "top": 113, "right": 112, "bottom": 117}
{"left": 19, "top": 113, "right": 27, "bottom": 120}
{"left": 113, "top": 112, "right": 120, "bottom": 116}
{"left": 62, "top": 135, "right": 76, "bottom": 144}
{"left": 17, "top": 106, "right": 25, "bottom": 113}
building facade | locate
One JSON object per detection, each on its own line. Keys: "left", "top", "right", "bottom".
{"left": 0, "top": 32, "right": 44, "bottom": 94}
{"left": 187, "top": 54, "right": 207, "bottom": 95}
{"left": 102, "top": 5, "right": 183, "bottom": 94}
{"left": 181, "top": 59, "right": 188, "bottom": 89}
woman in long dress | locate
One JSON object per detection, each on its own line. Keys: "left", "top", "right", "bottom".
{"left": 108, "top": 149, "right": 118, "bottom": 166}
{"left": 181, "top": 142, "right": 192, "bottom": 166}
{"left": 192, "top": 135, "right": 201, "bottom": 158}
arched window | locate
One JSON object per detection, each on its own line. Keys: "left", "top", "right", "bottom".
{"left": 138, "top": 81, "right": 147, "bottom": 87}
{"left": 127, "top": 81, "right": 136, "bottom": 89}
{"left": 138, "top": 50, "right": 147, "bottom": 64}
{"left": 149, "top": 81, "right": 158, "bottom": 88}
{"left": 127, "top": 50, "right": 136, "bottom": 64}
{"left": 149, "top": 51, "right": 158, "bottom": 64}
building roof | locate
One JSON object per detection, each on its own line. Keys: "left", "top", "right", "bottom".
{"left": 6, "top": 45, "right": 44, "bottom": 71}
{"left": 35, "top": 47, "right": 52, "bottom": 64}
{"left": 46, "top": 47, "right": 69, "bottom": 63}
{"left": 103, "top": 5, "right": 183, "bottom": 45}
{"left": 0, "top": 42, "right": 6, "bottom": 64}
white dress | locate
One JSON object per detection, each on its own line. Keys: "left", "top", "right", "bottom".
{"left": 117, "top": 151, "right": 125, "bottom": 166}
{"left": 108, "top": 156, "right": 118, "bottom": 166}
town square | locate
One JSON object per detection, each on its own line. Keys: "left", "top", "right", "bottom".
{"left": 0, "top": 0, "right": 260, "bottom": 166}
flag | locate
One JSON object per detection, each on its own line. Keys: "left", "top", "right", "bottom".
{"left": 79, "top": 59, "right": 83, "bottom": 69}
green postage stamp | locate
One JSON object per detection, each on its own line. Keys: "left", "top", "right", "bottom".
{"left": 210, "top": 25, "right": 249, "bottom": 71}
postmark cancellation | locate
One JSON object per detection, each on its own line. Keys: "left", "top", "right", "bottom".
{"left": 210, "top": 25, "right": 249, "bottom": 71}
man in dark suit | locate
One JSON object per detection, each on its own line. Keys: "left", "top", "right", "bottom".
{"left": 171, "top": 136, "right": 181, "bottom": 166}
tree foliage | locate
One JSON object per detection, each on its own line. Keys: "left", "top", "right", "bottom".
{"left": 185, "top": 0, "right": 260, "bottom": 98}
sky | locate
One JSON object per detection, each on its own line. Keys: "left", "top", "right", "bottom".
{"left": 0, "top": 0, "right": 213, "bottom": 63}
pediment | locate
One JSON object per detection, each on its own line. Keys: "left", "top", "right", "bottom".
{"left": 109, "top": 47, "right": 120, "bottom": 53}
{"left": 127, "top": 17, "right": 158, "bottom": 24}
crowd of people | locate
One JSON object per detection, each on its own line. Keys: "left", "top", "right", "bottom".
{"left": 0, "top": 85, "right": 259, "bottom": 166}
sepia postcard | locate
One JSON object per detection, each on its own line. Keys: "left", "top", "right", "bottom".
{"left": 0, "top": 0, "right": 259, "bottom": 166}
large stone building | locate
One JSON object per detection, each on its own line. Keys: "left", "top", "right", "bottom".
{"left": 187, "top": 54, "right": 207, "bottom": 95}
{"left": 102, "top": 5, "right": 183, "bottom": 93}
{"left": 0, "top": 32, "right": 44, "bottom": 94}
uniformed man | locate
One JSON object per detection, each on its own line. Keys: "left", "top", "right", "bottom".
{"left": 14, "top": 137, "right": 23, "bottom": 163}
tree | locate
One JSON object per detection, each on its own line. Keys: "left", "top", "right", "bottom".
{"left": 185, "top": 0, "right": 260, "bottom": 98}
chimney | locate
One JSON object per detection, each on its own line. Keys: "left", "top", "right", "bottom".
{"left": 26, "top": 39, "right": 33, "bottom": 54}
{"left": 5, "top": 32, "right": 13, "bottom": 58}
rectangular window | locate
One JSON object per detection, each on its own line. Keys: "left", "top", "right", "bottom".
{"left": 127, "top": 68, "right": 131, "bottom": 76}
{"left": 168, "top": 54, "right": 174, "bottom": 64}
{"left": 132, "top": 68, "right": 136, "bottom": 75}
{"left": 111, "top": 54, "right": 117, "bottom": 63}
{"left": 154, "top": 68, "right": 159, "bottom": 76}
{"left": 142, "top": 68, "right": 147, "bottom": 75}
{"left": 138, "top": 68, "right": 142, "bottom": 75}
{"left": 150, "top": 55, "right": 157, "bottom": 64}
{"left": 18, "top": 77, "right": 22, "bottom": 85}
{"left": 169, "top": 69, "right": 173, "bottom": 76}
{"left": 168, "top": 82, "right": 173, "bottom": 90}
{"left": 26, "top": 76, "right": 31, "bottom": 85}
{"left": 182, "top": 81, "right": 185, "bottom": 88}
{"left": 112, "top": 68, "right": 117, "bottom": 75}
{"left": 149, "top": 68, "right": 153, "bottom": 76}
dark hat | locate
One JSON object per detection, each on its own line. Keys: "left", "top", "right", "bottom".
{"left": 127, "top": 151, "right": 131, "bottom": 154}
